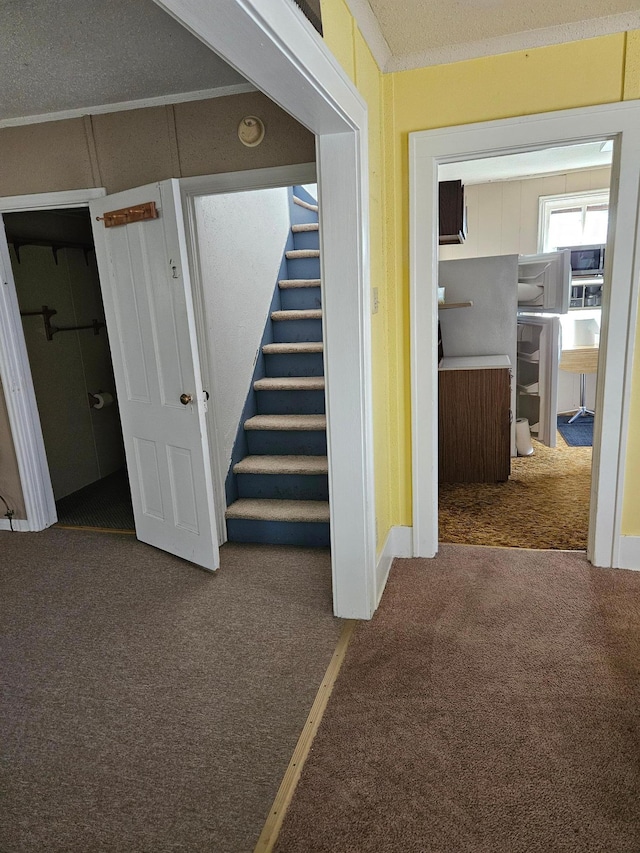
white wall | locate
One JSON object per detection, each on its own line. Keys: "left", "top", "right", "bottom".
{"left": 440, "top": 167, "right": 610, "bottom": 414}
{"left": 194, "top": 187, "right": 291, "bottom": 473}
{"left": 440, "top": 167, "right": 611, "bottom": 260}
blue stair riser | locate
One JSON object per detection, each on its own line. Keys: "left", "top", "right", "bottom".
{"left": 226, "top": 518, "right": 330, "bottom": 547}
{"left": 265, "top": 352, "right": 324, "bottom": 377}
{"left": 293, "top": 231, "right": 320, "bottom": 251}
{"left": 256, "top": 389, "right": 325, "bottom": 415}
{"left": 286, "top": 257, "right": 321, "bottom": 279}
{"left": 291, "top": 201, "right": 318, "bottom": 227}
{"left": 279, "top": 286, "right": 322, "bottom": 311}
{"left": 273, "top": 318, "right": 323, "bottom": 343}
{"left": 246, "top": 429, "right": 327, "bottom": 456}
{"left": 236, "top": 473, "right": 329, "bottom": 501}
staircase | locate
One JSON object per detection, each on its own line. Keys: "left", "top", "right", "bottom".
{"left": 225, "top": 188, "right": 330, "bottom": 547}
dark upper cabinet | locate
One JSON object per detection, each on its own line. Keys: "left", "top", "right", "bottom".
{"left": 439, "top": 180, "right": 467, "bottom": 245}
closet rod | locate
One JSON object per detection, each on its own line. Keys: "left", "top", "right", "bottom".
{"left": 52, "top": 320, "right": 105, "bottom": 337}
{"left": 20, "top": 305, "right": 104, "bottom": 341}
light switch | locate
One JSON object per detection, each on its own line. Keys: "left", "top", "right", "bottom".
{"left": 372, "top": 287, "right": 379, "bottom": 314}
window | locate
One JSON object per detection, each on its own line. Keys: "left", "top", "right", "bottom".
{"left": 538, "top": 190, "right": 609, "bottom": 252}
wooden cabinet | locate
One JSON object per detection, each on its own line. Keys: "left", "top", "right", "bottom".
{"left": 439, "top": 180, "right": 467, "bottom": 245}
{"left": 438, "top": 364, "right": 511, "bottom": 483}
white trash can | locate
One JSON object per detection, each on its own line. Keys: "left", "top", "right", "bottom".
{"left": 516, "top": 418, "right": 534, "bottom": 456}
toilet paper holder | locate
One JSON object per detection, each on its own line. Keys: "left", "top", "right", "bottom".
{"left": 88, "top": 390, "right": 115, "bottom": 410}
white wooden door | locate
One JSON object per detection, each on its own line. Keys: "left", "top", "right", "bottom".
{"left": 90, "top": 180, "right": 219, "bottom": 571}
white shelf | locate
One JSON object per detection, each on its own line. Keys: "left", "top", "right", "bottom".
{"left": 438, "top": 301, "right": 474, "bottom": 310}
{"left": 439, "top": 354, "right": 511, "bottom": 371}
{"left": 517, "top": 351, "right": 540, "bottom": 363}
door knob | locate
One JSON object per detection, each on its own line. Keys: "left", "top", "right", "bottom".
{"left": 180, "top": 393, "right": 192, "bottom": 405}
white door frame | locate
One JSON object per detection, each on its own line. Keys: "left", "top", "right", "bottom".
{"left": 410, "top": 100, "right": 640, "bottom": 568}
{"left": 0, "top": 188, "right": 106, "bottom": 532}
{"left": 0, "top": 1, "right": 377, "bottom": 619}
{"left": 155, "top": 0, "right": 377, "bottom": 619}
{"left": 180, "top": 162, "right": 317, "bottom": 545}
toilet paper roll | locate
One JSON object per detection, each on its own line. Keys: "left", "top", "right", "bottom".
{"left": 93, "top": 392, "right": 114, "bottom": 410}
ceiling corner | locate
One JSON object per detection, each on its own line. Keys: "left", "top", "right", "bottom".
{"left": 343, "top": 0, "right": 393, "bottom": 72}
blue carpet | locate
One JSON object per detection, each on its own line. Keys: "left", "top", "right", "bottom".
{"left": 557, "top": 415, "right": 594, "bottom": 447}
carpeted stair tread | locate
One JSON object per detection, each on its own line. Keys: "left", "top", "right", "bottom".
{"left": 286, "top": 249, "right": 320, "bottom": 259}
{"left": 291, "top": 223, "right": 319, "bottom": 233}
{"left": 278, "top": 278, "right": 321, "bottom": 289}
{"left": 244, "top": 414, "right": 326, "bottom": 431}
{"left": 234, "top": 455, "right": 328, "bottom": 475}
{"left": 271, "top": 309, "right": 322, "bottom": 321}
{"left": 263, "top": 342, "right": 323, "bottom": 354}
{"left": 293, "top": 195, "right": 318, "bottom": 212}
{"left": 254, "top": 376, "right": 324, "bottom": 391}
{"left": 226, "top": 498, "right": 329, "bottom": 523}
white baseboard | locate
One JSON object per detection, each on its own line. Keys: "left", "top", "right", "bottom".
{"left": 376, "top": 525, "right": 413, "bottom": 606}
{"left": 617, "top": 535, "right": 640, "bottom": 570}
{"left": 0, "top": 517, "right": 31, "bottom": 532}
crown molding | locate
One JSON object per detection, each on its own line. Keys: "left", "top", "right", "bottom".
{"left": 343, "top": 0, "right": 392, "bottom": 71}
{"left": 0, "top": 83, "right": 256, "bottom": 129}
{"left": 385, "top": 11, "right": 640, "bottom": 72}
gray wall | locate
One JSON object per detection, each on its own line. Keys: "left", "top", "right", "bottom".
{"left": 12, "top": 244, "right": 125, "bottom": 500}
{"left": 0, "top": 91, "right": 316, "bottom": 519}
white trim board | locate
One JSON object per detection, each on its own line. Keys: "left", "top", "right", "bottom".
{"left": 0, "top": 83, "right": 256, "bottom": 129}
{"left": 0, "top": 188, "right": 106, "bottom": 213}
{"left": 410, "top": 100, "right": 640, "bottom": 569}
{"left": 0, "top": 518, "right": 31, "bottom": 532}
{"left": 343, "top": 0, "right": 392, "bottom": 72}
{"left": 376, "top": 526, "right": 413, "bottom": 607}
{"left": 617, "top": 536, "right": 640, "bottom": 571}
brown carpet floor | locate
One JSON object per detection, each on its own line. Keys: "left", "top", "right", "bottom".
{"left": 438, "top": 435, "right": 592, "bottom": 550}
{"left": 0, "top": 529, "right": 340, "bottom": 853}
{"left": 275, "top": 545, "right": 640, "bottom": 853}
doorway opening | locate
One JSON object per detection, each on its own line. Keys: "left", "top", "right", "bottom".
{"left": 410, "top": 101, "right": 640, "bottom": 568}
{"left": 183, "top": 180, "right": 330, "bottom": 549}
{"left": 435, "top": 141, "right": 612, "bottom": 551}
{"left": 3, "top": 207, "right": 134, "bottom": 531}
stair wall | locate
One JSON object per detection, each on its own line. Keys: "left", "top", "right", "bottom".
{"left": 224, "top": 241, "right": 290, "bottom": 507}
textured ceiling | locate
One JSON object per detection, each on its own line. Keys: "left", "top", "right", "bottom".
{"left": 361, "top": 0, "right": 640, "bottom": 68}
{"left": 0, "top": 0, "right": 247, "bottom": 122}
{"left": 439, "top": 142, "right": 613, "bottom": 185}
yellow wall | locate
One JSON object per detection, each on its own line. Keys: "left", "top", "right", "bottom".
{"left": 321, "top": 1, "right": 640, "bottom": 539}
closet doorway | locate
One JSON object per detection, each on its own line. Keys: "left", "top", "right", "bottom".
{"left": 3, "top": 207, "right": 133, "bottom": 531}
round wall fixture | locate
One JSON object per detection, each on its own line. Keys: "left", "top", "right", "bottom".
{"left": 238, "top": 116, "right": 265, "bottom": 147}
